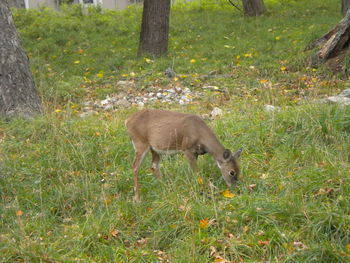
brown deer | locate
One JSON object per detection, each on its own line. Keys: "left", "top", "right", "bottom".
{"left": 125, "top": 109, "right": 242, "bottom": 201}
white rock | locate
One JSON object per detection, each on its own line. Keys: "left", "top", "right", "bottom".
{"left": 179, "top": 99, "right": 185, "bottom": 105}
{"left": 116, "top": 80, "right": 135, "bottom": 88}
{"left": 104, "top": 104, "right": 114, "bottom": 111}
{"left": 116, "top": 99, "right": 130, "bottom": 107}
{"left": 323, "top": 96, "right": 350, "bottom": 106}
{"left": 181, "top": 96, "right": 190, "bottom": 102}
{"left": 183, "top": 87, "right": 191, "bottom": 93}
{"left": 79, "top": 111, "right": 95, "bottom": 118}
{"left": 167, "top": 89, "right": 176, "bottom": 93}
{"left": 264, "top": 105, "right": 281, "bottom": 112}
{"left": 137, "top": 102, "right": 145, "bottom": 109}
{"left": 210, "top": 107, "right": 223, "bottom": 117}
{"left": 100, "top": 98, "right": 111, "bottom": 105}
{"left": 339, "top": 89, "right": 350, "bottom": 98}
{"left": 156, "top": 92, "right": 163, "bottom": 99}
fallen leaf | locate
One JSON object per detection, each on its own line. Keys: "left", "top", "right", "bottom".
{"left": 110, "top": 229, "right": 119, "bottom": 237}
{"left": 214, "top": 257, "right": 228, "bottom": 263}
{"left": 243, "top": 225, "right": 249, "bottom": 233}
{"left": 248, "top": 184, "right": 257, "bottom": 190}
{"left": 258, "top": 240, "right": 269, "bottom": 246}
{"left": 346, "top": 244, "right": 350, "bottom": 252}
{"left": 315, "top": 188, "right": 334, "bottom": 196}
{"left": 199, "top": 218, "right": 209, "bottom": 229}
{"left": 293, "top": 241, "right": 307, "bottom": 250}
{"left": 222, "top": 189, "right": 235, "bottom": 198}
{"left": 197, "top": 177, "right": 204, "bottom": 185}
{"left": 16, "top": 210, "right": 23, "bottom": 216}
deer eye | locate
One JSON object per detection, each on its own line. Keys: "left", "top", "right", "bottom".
{"left": 230, "top": 171, "right": 236, "bottom": 176}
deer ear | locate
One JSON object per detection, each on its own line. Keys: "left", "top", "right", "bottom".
{"left": 233, "top": 148, "right": 243, "bottom": 159}
{"left": 223, "top": 149, "right": 232, "bottom": 160}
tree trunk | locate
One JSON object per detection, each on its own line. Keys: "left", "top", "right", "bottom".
{"left": 342, "top": 0, "right": 350, "bottom": 16}
{"left": 138, "top": 0, "right": 171, "bottom": 57}
{"left": 0, "top": 1, "right": 42, "bottom": 119}
{"left": 7, "top": 0, "right": 25, "bottom": 8}
{"left": 306, "top": 7, "right": 350, "bottom": 71}
{"left": 242, "top": 0, "right": 265, "bottom": 16}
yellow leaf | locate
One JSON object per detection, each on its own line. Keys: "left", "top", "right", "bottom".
{"left": 277, "top": 185, "right": 285, "bottom": 191}
{"left": 95, "top": 132, "right": 101, "bottom": 136}
{"left": 96, "top": 73, "right": 104, "bottom": 78}
{"left": 169, "top": 224, "right": 177, "bottom": 229}
{"left": 199, "top": 218, "right": 209, "bottom": 229}
{"left": 16, "top": 210, "right": 23, "bottom": 216}
{"left": 190, "top": 59, "right": 196, "bottom": 63}
{"left": 222, "top": 189, "right": 235, "bottom": 198}
{"left": 54, "top": 109, "right": 62, "bottom": 113}
{"left": 280, "top": 66, "right": 287, "bottom": 71}
{"left": 346, "top": 244, "right": 350, "bottom": 252}
{"left": 259, "top": 79, "right": 268, "bottom": 83}
{"left": 74, "top": 60, "right": 80, "bottom": 64}
{"left": 104, "top": 197, "right": 112, "bottom": 205}
{"left": 197, "top": 177, "right": 204, "bottom": 185}
{"left": 275, "top": 36, "right": 281, "bottom": 40}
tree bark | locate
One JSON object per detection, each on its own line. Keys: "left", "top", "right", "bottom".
{"left": 138, "top": 0, "right": 171, "bottom": 57}
{"left": 306, "top": 7, "right": 350, "bottom": 69}
{"left": 0, "top": 1, "right": 42, "bottom": 119}
{"left": 242, "top": 0, "right": 266, "bottom": 16}
{"left": 7, "top": 0, "right": 25, "bottom": 8}
{"left": 342, "top": 0, "right": 350, "bottom": 16}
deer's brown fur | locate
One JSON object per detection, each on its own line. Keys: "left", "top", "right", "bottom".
{"left": 125, "top": 109, "right": 242, "bottom": 201}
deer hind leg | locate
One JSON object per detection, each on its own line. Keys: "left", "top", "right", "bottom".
{"left": 150, "top": 148, "right": 162, "bottom": 179}
{"left": 131, "top": 141, "right": 150, "bottom": 202}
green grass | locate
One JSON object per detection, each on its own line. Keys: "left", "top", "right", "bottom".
{"left": 1, "top": 0, "right": 350, "bottom": 262}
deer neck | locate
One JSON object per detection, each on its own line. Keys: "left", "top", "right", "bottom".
{"left": 201, "top": 137, "right": 225, "bottom": 162}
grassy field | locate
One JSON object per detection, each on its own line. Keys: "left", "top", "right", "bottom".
{"left": 1, "top": 0, "right": 350, "bottom": 262}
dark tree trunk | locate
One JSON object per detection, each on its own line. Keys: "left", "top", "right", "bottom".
{"left": 306, "top": 7, "right": 350, "bottom": 71}
{"left": 0, "top": 1, "right": 42, "bottom": 119}
{"left": 138, "top": 0, "right": 171, "bottom": 57}
{"left": 7, "top": 0, "right": 25, "bottom": 8}
{"left": 242, "top": 0, "right": 265, "bottom": 16}
{"left": 342, "top": 0, "right": 350, "bottom": 16}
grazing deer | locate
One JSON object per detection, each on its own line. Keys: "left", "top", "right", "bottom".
{"left": 125, "top": 109, "right": 242, "bottom": 202}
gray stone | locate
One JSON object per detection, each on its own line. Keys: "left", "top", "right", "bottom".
{"left": 115, "top": 99, "right": 130, "bottom": 107}
{"left": 264, "top": 105, "right": 281, "bottom": 112}
{"left": 210, "top": 107, "right": 223, "bottom": 117}
{"left": 339, "top": 89, "right": 350, "bottom": 98}
{"left": 322, "top": 96, "right": 350, "bottom": 106}
{"left": 79, "top": 111, "right": 96, "bottom": 118}
{"left": 104, "top": 104, "right": 114, "bottom": 111}
{"left": 165, "top": 68, "right": 176, "bottom": 78}
{"left": 116, "top": 80, "right": 135, "bottom": 88}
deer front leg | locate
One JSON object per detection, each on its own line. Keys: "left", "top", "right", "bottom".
{"left": 184, "top": 150, "right": 198, "bottom": 174}
{"left": 132, "top": 143, "right": 150, "bottom": 202}
{"left": 150, "top": 148, "right": 162, "bottom": 179}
